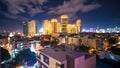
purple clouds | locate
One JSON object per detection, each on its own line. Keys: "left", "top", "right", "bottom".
{"left": 0, "top": 0, "right": 101, "bottom": 21}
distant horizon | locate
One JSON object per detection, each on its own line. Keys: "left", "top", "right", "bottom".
{"left": 0, "top": 24, "right": 119, "bottom": 33}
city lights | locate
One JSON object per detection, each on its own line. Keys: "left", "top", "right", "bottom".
{"left": 16, "top": 66, "right": 23, "bottom": 68}
{"left": 0, "top": 0, "right": 120, "bottom": 68}
{"left": 43, "top": 15, "right": 81, "bottom": 35}
{"left": 23, "top": 20, "right": 38, "bottom": 37}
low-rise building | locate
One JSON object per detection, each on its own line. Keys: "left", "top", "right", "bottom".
{"left": 67, "top": 37, "right": 81, "bottom": 45}
{"left": 80, "top": 35, "right": 102, "bottom": 49}
{"left": 37, "top": 48, "right": 96, "bottom": 68}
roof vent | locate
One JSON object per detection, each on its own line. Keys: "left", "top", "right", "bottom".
{"left": 55, "top": 49, "right": 59, "bottom": 52}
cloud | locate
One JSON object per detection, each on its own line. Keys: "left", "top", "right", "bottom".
{"left": 2, "top": 0, "right": 47, "bottom": 17}
{"left": 80, "top": 3, "right": 101, "bottom": 12}
{"left": 0, "top": 11, "right": 29, "bottom": 22}
{"left": 4, "top": 13, "right": 18, "bottom": 19}
{"left": 28, "top": 6, "right": 44, "bottom": 17}
{"left": 48, "top": 0, "right": 101, "bottom": 20}
{"left": 1, "top": 0, "right": 101, "bottom": 22}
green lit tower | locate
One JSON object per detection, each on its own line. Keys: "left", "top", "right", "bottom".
{"left": 23, "top": 21, "right": 28, "bottom": 36}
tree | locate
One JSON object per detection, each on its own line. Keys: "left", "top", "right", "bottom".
{"left": 14, "top": 48, "right": 36, "bottom": 66}
{"left": 0, "top": 47, "right": 11, "bottom": 68}
{"left": 109, "top": 46, "right": 120, "bottom": 55}
{"left": 0, "top": 47, "right": 10, "bottom": 62}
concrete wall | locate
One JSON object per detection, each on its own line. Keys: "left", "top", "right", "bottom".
{"left": 87, "top": 39, "right": 96, "bottom": 48}
{"left": 40, "top": 53, "right": 67, "bottom": 68}
{"left": 80, "top": 36, "right": 101, "bottom": 49}
{"left": 74, "top": 55, "right": 96, "bottom": 68}
{"left": 80, "top": 36, "right": 88, "bottom": 45}
{"left": 84, "top": 55, "right": 96, "bottom": 68}
{"left": 49, "top": 57, "right": 61, "bottom": 68}
{"left": 67, "top": 37, "right": 80, "bottom": 45}
{"left": 62, "top": 60, "right": 67, "bottom": 68}
{"left": 75, "top": 56, "right": 85, "bottom": 68}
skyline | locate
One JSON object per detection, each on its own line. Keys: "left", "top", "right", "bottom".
{"left": 0, "top": 0, "right": 120, "bottom": 32}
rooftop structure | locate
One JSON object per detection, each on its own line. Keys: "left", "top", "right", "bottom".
{"left": 37, "top": 47, "right": 96, "bottom": 68}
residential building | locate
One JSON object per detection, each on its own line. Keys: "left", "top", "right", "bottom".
{"left": 43, "top": 15, "right": 81, "bottom": 35}
{"left": 37, "top": 48, "right": 96, "bottom": 68}
{"left": 23, "top": 20, "right": 38, "bottom": 36}
{"left": 23, "top": 21, "right": 29, "bottom": 36}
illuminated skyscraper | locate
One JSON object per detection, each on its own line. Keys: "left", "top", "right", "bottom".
{"left": 76, "top": 20, "right": 81, "bottom": 33}
{"left": 43, "top": 15, "right": 82, "bottom": 35}
{"left": 61, "top": 15, "right": 68, "bottom": 33}
{"left": 28, "top": 20, "right": 38, "bottom": 36}
{"left": 43, "top": 20, "right": 52, "bottom": 35}
{"left": 51, "top": 19, "right": 58, "bottom": 33}
{"left": 23, "top": 21, "right": 28, "bottom": 36}
{"left": 67, "top": 24, "right": 79, "bottom": 34}
{"left": 57, "top": 23, "right": 61, "bottom": 33}
{"left": 23, "top": 20, "right": 38, "bottom": 36}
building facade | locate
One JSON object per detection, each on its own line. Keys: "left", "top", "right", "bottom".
{"left": 43, "top": 20, "right": 52, "bottom": 35}
{"left": 23, "top": 21, "right": 29, "bottom": 36}
{"left": 43, "top": 15, "right": 81, "bottom": 35}
{"left": 61, "top": 15, "right": 68, "bottom": 33}
{"left": 23, "top": 20, "right": 38, "bottom": 36}
{"left": 36, "top": 48, "right": 96, "bottom": 68}
{"left": 51, "top": 19, "right": 58, "bottom": 33}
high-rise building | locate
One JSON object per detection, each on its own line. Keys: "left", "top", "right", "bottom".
{"left": 57, "top": 23, "right": 61, "bottom": 33}
{"left": 23, "top": 21, "right": 28, "bottom": 36}
{"left": 43, "top": 15, "right": 82, "bottom": 35}
{"left": 66, "top": 20, "right": 81, "bottom": 34}
{"left": 76, "top": 20, "right": 81, "bottom": 33}
{"left": 51, "top": 19, "right": 58, "bottom": 33}
{"left": 23, "top": 20, "right": 38, "bottom": 36}
{"left": 43, "top": 20, "right": 52, "bottom": 35}
{"left": 28, "top": 20, "right": 38, "bottom": 36}
{"left": 67, "top": 24, "right": 77, "bottom": 34}
{"left": 61, "top": 15, "right": 68, "bottom": 33}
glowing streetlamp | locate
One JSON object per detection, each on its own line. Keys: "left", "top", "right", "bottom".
{"left": 16, "top": 65, "right": 23, "bottom": 68}
{"left": 8, "top": 32, "right": 14, "bottom": 43}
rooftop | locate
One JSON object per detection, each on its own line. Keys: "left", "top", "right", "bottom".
{"left": 40, "top": 47, "right": 93, "bottom": 62}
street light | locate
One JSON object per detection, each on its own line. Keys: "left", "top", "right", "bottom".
{"left": 16, "top": 65, "right": 23, "bottom": 68}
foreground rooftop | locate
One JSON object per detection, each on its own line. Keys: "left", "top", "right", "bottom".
{"left": 40, "top": 47, "right": 94, "bottom": 62}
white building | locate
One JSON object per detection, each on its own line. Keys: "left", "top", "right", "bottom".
{"left": 37, "top": 48, "right": 96, "bottom": 68}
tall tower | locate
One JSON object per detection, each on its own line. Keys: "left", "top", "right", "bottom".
{"left": 23, "top": 21, "right": 28, "bottom": 36}
{"left": 43, "top": 20, "right": 52, "bottom": 35}
{"left": 75, "top": 20, "right": 81, "bottom": 33}
{"left": 61, "top": 15, "right": 68, "bottom": 33}
{"left": 51, "top": 19, "right": 58, "bottom": 33}
{"left": 57, "top": 23, "right": 61, "bottom": 33}
{"left": 28, "top": 20, "right": 38, "bottom": 36}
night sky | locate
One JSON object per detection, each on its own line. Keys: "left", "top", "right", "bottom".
{"left": 0, "top": 0, "right": 120, "bottom": 32}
